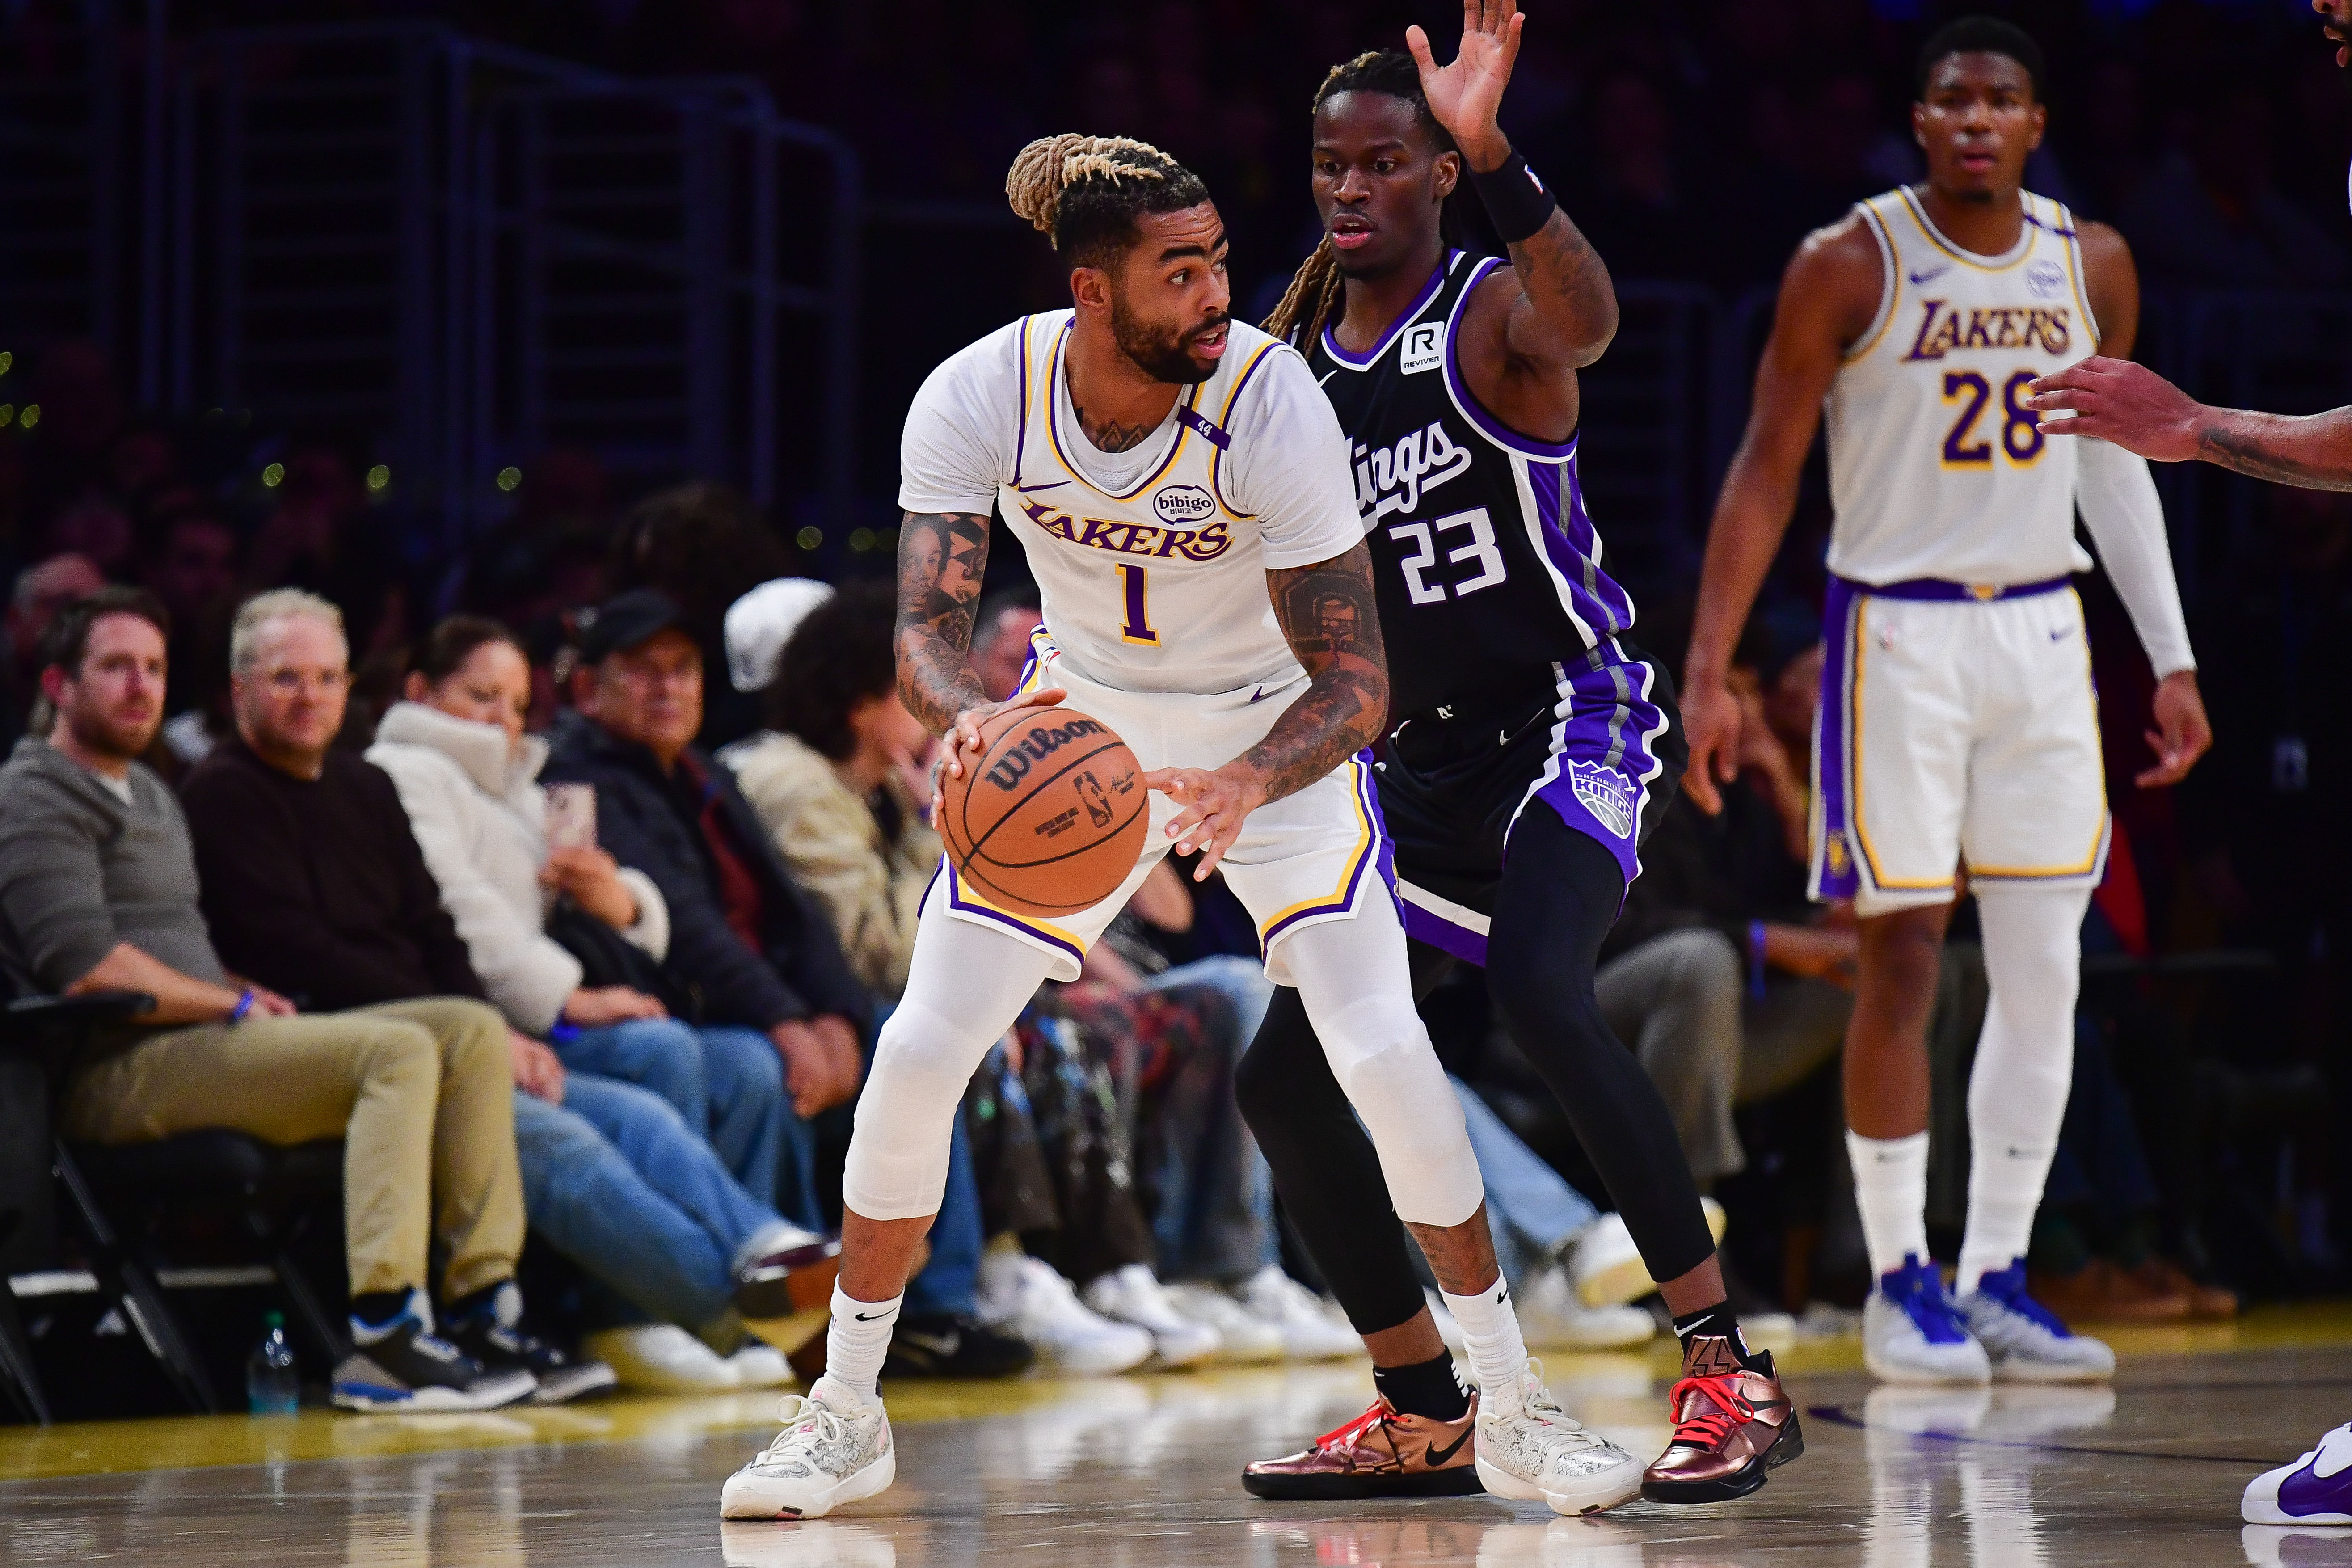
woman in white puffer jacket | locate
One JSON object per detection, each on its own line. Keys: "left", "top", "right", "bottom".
{"left": 366, "top": 619, "right": 797, "bottom": 1224}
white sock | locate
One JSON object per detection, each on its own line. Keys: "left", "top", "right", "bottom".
{"left": 1956, "top": 889, "right": 2088, "bottom": 1295}
{"left": 1847, "top": 1129, "right": 1931, "bottom": 1282}
{"left": 1439, "top": 1279, "right": 1529, "bottom": 1419}
{"left": 822, "top": 1283, "right": 900, "bottom": 1404}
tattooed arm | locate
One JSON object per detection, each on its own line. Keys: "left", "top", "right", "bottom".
{"left": 1146, "top": 544, "right": 1389, "bottom": 879}
{"left": 1410, "top": 0, "right": 1611, "bottom": 441}
{"left": 2030, "top": 357, "right": 2352, "bottom": 491}
{"left": 894, "top": 510, "right": 1063, "bottom": 784}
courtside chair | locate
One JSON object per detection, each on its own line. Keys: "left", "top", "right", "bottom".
{"left": 1, "top": 988, "right": 351, "bottom": 1421}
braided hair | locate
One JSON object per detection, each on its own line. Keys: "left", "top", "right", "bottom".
{"left": 1005, "top": 133, "right": 1212, "bottom": 272}
{"left": 1262, "top": 51, "right": 1459, "bottom": 350}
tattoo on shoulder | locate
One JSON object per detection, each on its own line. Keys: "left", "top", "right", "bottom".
{"left": 894, "top": 510, "right": 995, "bottom": 734}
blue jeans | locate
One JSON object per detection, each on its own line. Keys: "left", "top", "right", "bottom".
{"left": 1145, "top": 955, "right": 1280, "bottom": 1276}
{"left": 554, "top": 1018, "right": 819, "bottom": 1229}
{"left": 512, "top": 1074, "right": 792, "bottom": 1328}
{"left": 1451, "top": 1075, "right": 1601, "bottom": 1289}
{"left": 904, "top": 1115, "right": 981, "bottom": 1318}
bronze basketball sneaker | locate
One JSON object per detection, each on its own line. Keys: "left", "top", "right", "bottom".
{"left": 1639, "top": 1338, "right": 1804, "bottom": 1504}
{"left": 1243, "top": 1394, "right": 1484, "bottom": 1499}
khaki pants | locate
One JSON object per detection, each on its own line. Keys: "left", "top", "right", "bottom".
{"left": 63, "top": 997, "right": 523, "bottom": 1300}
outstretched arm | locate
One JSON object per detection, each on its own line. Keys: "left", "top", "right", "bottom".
{"left": 894, "top": 510, "right": 1062, "bottom": 784}
{"left": 1682, "top": 220, "right": 1884, "bottom": 813}
{"left": 1411, "top": 0, "right": 1615, "bottom": 441}
{"left": 2031, "top": 360, "right": 2352, "bottom": 491}
{"left": 1147, "top": 544, "right": 1388, "bottom": 879}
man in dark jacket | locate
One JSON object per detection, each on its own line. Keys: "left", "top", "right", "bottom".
{"left": 182, "top": 589, "right": 840, "bottom": 1396}
{"left": 544, "top": 590, "right": 870, "bottom": 1117}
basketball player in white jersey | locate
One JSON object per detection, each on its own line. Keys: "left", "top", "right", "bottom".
{"left": 721, "top": 133, "right": 1642, "bottom": 1522}
{"left": 1682, "top": 16, "right": 2210, "bottom": 1386}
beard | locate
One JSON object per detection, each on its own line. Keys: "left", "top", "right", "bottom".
{"left": 1111, "top": 295, "right": 1227, "bottom": 385}
{"left": 63, "top": 700, "right": 158, "bottom": 763}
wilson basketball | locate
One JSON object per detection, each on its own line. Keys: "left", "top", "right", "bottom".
{"left": 938, "top": 706, "right": 1149, "bottom": 918}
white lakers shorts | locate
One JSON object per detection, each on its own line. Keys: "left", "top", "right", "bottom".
{"left": 927, "top": 630, "right": 1391, "bottom": 983}
{"left": 1810, "top": 575, "right": 2109, "bottom": 916}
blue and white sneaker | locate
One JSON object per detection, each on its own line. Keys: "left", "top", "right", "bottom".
{"left": 2245, "top": 1423, "right": 2352, "bottom": 1525}
{"left": 1862, "top": 1256, "right": 1990, "bottom": 1386}
{"left": 331, "top": 1290, "right": 539, "bottom": 1412}
{"left": 1954, "top": 1261, "right": 2114, "bottom": 1383}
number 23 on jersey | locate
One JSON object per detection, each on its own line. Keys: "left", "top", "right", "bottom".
{"left": 1387, "top": 507, "right": 1510, "bottom": 605}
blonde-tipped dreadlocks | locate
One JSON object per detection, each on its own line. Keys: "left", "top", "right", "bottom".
{"left": 1005, "top": 133, "right": 1210, "bottom": 270}
{"left": 1262, "top": 50, "right": 1460, "bottom": 350}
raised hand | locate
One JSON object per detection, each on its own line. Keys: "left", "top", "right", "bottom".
{"left": 1405, "top": 0, "right": 1525, "bottom": 166}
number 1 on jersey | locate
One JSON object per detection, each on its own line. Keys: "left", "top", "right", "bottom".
{"left": 1117, "top": 563, "right": 1159, "bottom": 645}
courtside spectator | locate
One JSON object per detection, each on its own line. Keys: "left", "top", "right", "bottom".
{"left": 0, "top": 587, "right": 540, "bottom": 1412}
{"left": 555, "top": 587, "right": 1023, "bottom": 1377}
{"left": 183, "top": 590, "right": 840, "bottom": 1395}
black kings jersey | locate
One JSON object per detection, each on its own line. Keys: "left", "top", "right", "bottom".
{"left": 1304, "top": 249, "right": 1635, "bottom": 719}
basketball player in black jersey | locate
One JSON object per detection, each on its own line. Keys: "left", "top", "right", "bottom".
{"left": 1238, "top": 1, "right": 1800, "bottom": 1507}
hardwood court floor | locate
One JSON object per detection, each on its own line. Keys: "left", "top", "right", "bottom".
{"left": 10, "top": 1308, "right": 2352, "bottom": 1567}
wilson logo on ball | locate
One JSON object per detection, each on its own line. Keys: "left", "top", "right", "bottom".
{"left": 983, "top": 717, "right": 1110, "bottom": 791}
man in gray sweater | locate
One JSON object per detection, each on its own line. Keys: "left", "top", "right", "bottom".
{"left": 0, "top": 585, "right": 535, "bottom": 1412}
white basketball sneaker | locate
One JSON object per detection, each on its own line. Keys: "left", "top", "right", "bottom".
{"left": 1233, "top": 1264, "right": 1360, "bottom": 1361}
{"left": 1474, "top": 1361, "right": 1645, "bottom": 1516}
{"left": 975, "top": 1252, "right": 1153, "bottom": 1376}
{"left": 1863, "top": 1256, "right": 1992, "bottom": 1386}
{"left": 1952, "top": 1261, "right": 2114, "bottom": 1383}
{"left": 1517, "top": 1265, "right": 1657, "bottom": 1350}
{"left": 1081, "top": 1263, "right": 1223, "bottom": 1368}
{"left": 1159, "top": 1281, "right": 1287, "bottom": 1363}
{"left": 720, "top": 1375, "right": 894, "bottom": 1521}
{"left": 2245, "top": 1423, "right": 2352, "bottom": 1525}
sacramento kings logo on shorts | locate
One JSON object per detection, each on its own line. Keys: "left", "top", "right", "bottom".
{"left": 1566, "top": 760, "right": 1635, "bottom": 839}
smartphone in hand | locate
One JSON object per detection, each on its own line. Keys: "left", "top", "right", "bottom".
{"left": 545, "top": 783, "right": 597, "bottom": 851}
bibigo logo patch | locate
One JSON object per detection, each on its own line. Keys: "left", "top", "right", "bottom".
{"left": 1152, "top": 485, "right": 1216, "bottom": 524}
{"left": 2026, "top": 259, "right": 2065, "bottom": 299}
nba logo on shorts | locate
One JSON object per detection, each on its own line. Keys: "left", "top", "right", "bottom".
{"left": 1567, "top": 760, "right": 1635, "bottom": 839}
{"left": 1400, "top": 322, "right": 1444, "bottom": 375}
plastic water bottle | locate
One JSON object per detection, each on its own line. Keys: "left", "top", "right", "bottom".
{"left": 246, "top": 1311, "right": 299, "bottom": 1415}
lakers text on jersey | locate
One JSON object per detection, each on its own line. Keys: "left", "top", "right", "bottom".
{"left": 1810, "top": 189, "right": 2110, "bottom": 913}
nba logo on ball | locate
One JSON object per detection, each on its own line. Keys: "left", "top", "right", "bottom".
{"left": 1400, "top": 322, "right": 1444, "bottom": 375}
{"left": 1153, "top": 485, "right": 1216, "bottom": 524}
{"left": 1567, "top": 760, "right": 1635, "bottom": 839}
{"left": 2026, "top": 259, "right": 2065, "bottom": 299}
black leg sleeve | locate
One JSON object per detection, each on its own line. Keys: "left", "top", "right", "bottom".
{"left": 1486, "top": 803, "right": 1718, "bottom": 1285}
{"left": 1233, "top": 983, "right": 1427, "bottom": 1338}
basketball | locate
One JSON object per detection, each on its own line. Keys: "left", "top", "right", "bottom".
{"left": 938, "top": 705, "right": 1149, "bottom": 918}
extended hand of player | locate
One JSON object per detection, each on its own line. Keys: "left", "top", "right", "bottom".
{"left": 937, "top": 686, "right": 1069, "bottom": 803}
{"left": 1405, "top": 0, "right": 1523, "bottom": 164}
{"left": 1146, "top": 763, "right": 1268, "bottom": 881}
{"left": 2025, "top": 356, "right": 2204, "bottom": 462}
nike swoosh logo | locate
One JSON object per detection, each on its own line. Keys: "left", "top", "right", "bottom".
{"left": 2049, "top": 628, "right": 2073, "bottom": 641}
{"left": 1424, "top": 1429, "right": 1472, "bottom": 1467}
{"left": 852, "top": 1311, "right": 894, "bottom": 1322}
{"left": 1910, "top": 265, "right": 1952, "bottom": 284}
{"left": 1015, "top": 479, "right": 1068, "bottom": 493}
{"left": 898, "top": 1331, "right": 960, "bottom": 1356}
{"left": 1249, "top": 687, "right": 1269, "bottom": 702}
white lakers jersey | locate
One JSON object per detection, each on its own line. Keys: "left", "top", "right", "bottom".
{"left": 898, "top": 311, "right": 1363, "bottom": 696}
{"left": 1824, "top": 187, "right": 2098, "bottom": 586}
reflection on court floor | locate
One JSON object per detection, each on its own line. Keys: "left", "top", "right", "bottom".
{"left": 5, "top": 1333, "right": 2350, "bottom": 1567}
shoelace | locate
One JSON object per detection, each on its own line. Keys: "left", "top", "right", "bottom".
{"left": 1665, "top": 1372, "right": 1755, "bottom": 1451}
{"left": 757, "top": 1394, "right": 847, "bottom": 1463}
{"left": 1313, "top": 1399, "right": 1399, "bottom": 1453}
{"left": 1505, "top": 1361, "right": 1605, "bottom": 1451}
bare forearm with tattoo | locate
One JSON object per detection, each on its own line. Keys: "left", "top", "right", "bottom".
{"left": 1503, "top": 205, "right": 1619, "bottom": 362}
{"left": 893, "top": 510, "right": 993, "bottom": 735}
{"left": 1244, "top": 545, "right": 1390, "bottom": 805}
{"left": 2196, "top": 406, "right": 2352, "bottom": 491}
